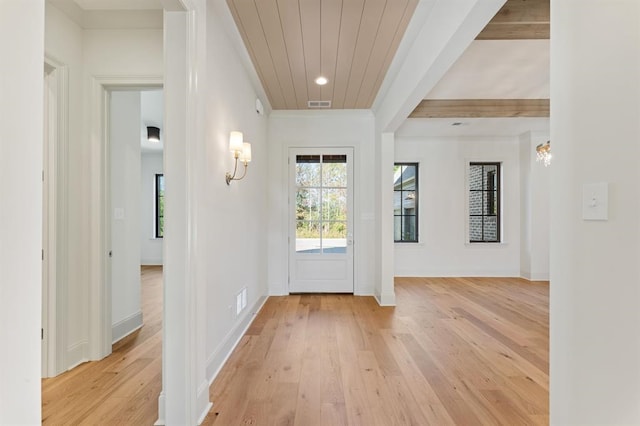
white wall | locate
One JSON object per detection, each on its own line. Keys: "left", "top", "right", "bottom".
{"left": 83, "top": 29, "right": 163, "bottom": 76}
{"left": 110, "top": 91, "right": 142, "bottom": 343}
{"left": 141, "top": 153, "right": 164, "bottom": 265}
{"left": 202, "top": 0, "right": 269, "bottom": 386}
{"left": 44, "top": 2, "right": 163, "bottom": 369}
{"left": 394, "top": 136, "right": 521, "bottom": 277}
{"left": 267, "top": 111, "right": 377, "bottom": 296}
{"left": 551, "top": 1, "right": 640, "bottom": 424}
{"left": 0, "top": 1, "right": 44, "bottom": 423}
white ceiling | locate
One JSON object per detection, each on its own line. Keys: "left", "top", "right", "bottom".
{"left": 405, "top": 37, "right": 549, "bottom": 137}
{"left": 426, "top": 39, "right": 549, "bottom": 100}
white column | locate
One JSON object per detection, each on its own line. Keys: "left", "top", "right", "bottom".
{"left": 519, "top": 131, "right": 550, "bottom": 281}
{"left": 0, "top": 1, "right": 44, "bottom": 423}
{"left": 377, "top": 132, "right": 396, "bottom": 305}
{"left": 551, "top": 1, "right": 640, "bottom": 423}
{"left": 159, "top": 4, "right": 211, "bottom": 424}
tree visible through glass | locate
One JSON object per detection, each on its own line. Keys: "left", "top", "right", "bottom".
{"left": 296, "top": 155, "right": 347, "bottom": 253}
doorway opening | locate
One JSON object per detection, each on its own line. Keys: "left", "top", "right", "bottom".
{"left": 108, "top": 88, "right": 164, "bottom": 347}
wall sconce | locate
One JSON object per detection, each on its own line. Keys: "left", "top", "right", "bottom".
{"left": 147, "top": 126, "right": 160, "bottom": 143}
{"left": 536, "top": 141, "right": 552, "bottom": 166}
{"left": 225, "top": 131, "right": 252, "bottom": 185}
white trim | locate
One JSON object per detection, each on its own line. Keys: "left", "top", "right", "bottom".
{"left": 42, "top": 55, "right": 70, "bottom": 377}
{"left": 111, "top": 311, "right": 143, "bottom": 344}
{"left": 154, "top": 392, "right": 166, "bottom": 426}
{"left": 270, "top": 109, "right": 374, "bottom": 120}
{"left": 88, "top": 75, "right": 163, "bottom": 362}
{"left": 375, "top": 291, "right": 396, "bottom": 307}
{"left": 141, "top": 259, "right": 164, "bottom": 266}
{"left": 66, "top": 340, "right": 88, "bottom": 371}
{"left": 394, "top": 270, "right": 522, "bottom": 278}
{"left": 206, "top": 296, "right": 268, "bottom": 384}
{"left": 521, "top": 272, "right": 550, "bottom": 282}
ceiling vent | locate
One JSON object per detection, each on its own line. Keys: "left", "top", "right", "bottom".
{"left": 307, "top": 100, "right": 331, "bottom": 108}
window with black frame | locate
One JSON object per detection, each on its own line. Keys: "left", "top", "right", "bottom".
{"left": 469, "top": 162, "right": 500, "bottom": 242}
{"left": 155, "top": 174, "right": 164, "bottom": 238}
{"left": 394, "top": 163, "right": 418, "bottom": 243}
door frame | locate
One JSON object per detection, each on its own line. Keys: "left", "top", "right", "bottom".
{"left": 42, "top": 56, "right": 69, "bottom": 377}
{"left": 287, "top": 147, "right": 355, "bottom": 293}
{"left": 88, "top": 76, "right": 163, "bottom": 360}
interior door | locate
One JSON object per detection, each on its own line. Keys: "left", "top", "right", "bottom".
{"left": 289, "top": 148, "right": 354, "bottom": 293}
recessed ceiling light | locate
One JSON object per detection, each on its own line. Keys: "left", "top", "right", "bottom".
{"left": 315, "top": 76, "right": 328, "bottom": 86}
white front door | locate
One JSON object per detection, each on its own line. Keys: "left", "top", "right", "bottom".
{"left": 289, "top": 148, "right": 354, "bottom": 293}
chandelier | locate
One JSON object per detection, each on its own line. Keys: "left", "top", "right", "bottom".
{"left": 536, "top": 141, "right": 552, "bottom": 166}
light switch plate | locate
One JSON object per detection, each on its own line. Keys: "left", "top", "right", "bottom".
{"left": 582, "top": 182, "right": 608, "bottom": 220}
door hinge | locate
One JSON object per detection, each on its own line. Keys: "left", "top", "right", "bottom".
{"left": 42, "top": 170, "right": 44, "bottom": 182}
{"left": 41, "top": 328, "right": 44, "bottom": 340}
{"left": 41, "top": 249, "right": 44, "bottom": 261}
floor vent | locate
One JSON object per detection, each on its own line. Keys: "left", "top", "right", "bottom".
{"left": 307, "top": 100, "right": 331, "bottom": 108}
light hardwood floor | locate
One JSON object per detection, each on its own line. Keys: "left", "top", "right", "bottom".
{"left": 42, "top": 266, "right": 163, "bottom": 425}
{"left": 42, "top": 272, "right": 549, "bottom": 425}
{"left": 203, "top": 277, "right": 548, "bottom": 425}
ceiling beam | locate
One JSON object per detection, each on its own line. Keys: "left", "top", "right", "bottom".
{"left": 476, "top": 0, "right": 549, "bottom": 40}
{"left": 373, "top": 0, "right": 506, "bottom": 132}
{"left": 409, "top": 99, "right": 549, "bottom": 118}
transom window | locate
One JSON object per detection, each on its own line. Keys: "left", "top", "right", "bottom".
{"left": 394, "top": 163, "right": 418, "bottom": 243}
{"left": 469, "top": 162, "right": 500, "bottom": 243}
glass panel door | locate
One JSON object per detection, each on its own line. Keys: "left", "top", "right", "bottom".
{"left": 289, "top": 148, "right": 353, "bottom": 293}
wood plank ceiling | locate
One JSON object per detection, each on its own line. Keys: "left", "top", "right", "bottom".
{"left": 410, "top": 0, "right": 550, "bottom": 119}
{"left": 227, "top": 0, "right": 418, "bottom": 110}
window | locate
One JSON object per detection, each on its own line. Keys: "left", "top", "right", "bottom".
{"left": 469, "top": 162, "right": 500, "bottom": 242}
{"left": 295, "top": 154, "right": 348, "bottom": 253}
{"left": 394, "top": 163, "right": 418, "bottom": 242}
{"left": 155, "top": 174, "right": 164, "bottom": 238}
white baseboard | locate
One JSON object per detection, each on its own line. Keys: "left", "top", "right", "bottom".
{"left": 66, "top": 340, "right": 88, "bottom": 371}
{"left": 112, "top": 311, "right": 143, "bottom": 344}
{"left": 394, "top": 269, "right": 521, "bottom": 278}
{"left": 521, "top": 272, "right": 550, "bottom": 281}
{"left": 206, "top": 295, "right": 268, "bottom": 385}
{"left": 153, "top": 386, "right": 212, "bottom": 425}
{"left": 375, "top": 291, "right": 396, "bottom": 306}
{"left": 154, "top": 392, "right": 165, "bottom": 425}
{"left": 197, "top": 380, "right": 212, "bottom": 424}
{"left": 141, "top": 259, "right": 163, "bottom": 266}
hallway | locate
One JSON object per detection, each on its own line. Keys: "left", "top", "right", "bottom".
{"left": 42, "top": 266, "right": 162, "bottom": 424}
